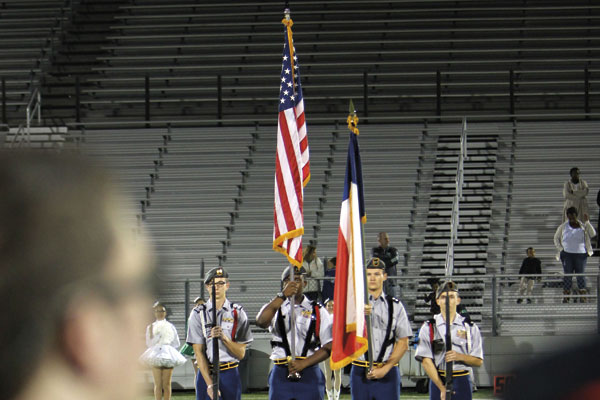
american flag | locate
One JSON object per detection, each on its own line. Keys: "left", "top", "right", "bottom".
{"left": 273, "top": 17, "right": 310, "bottom": 267}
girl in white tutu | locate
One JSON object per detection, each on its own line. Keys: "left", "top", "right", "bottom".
{"left": 140, "top": 302, "right": 186, "bottom": 400}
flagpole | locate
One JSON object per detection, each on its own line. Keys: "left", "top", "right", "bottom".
{"left": 348, "top": 100, "right": 374, "bottom": 371}
{"left": 211, "top": 282, "right": 219, "bottom": 400}
{"left": 360, "top": 223, "right": 375, "bottom": 371}
{"left": 283, "top": 5, "right": 300, "bottom": 380}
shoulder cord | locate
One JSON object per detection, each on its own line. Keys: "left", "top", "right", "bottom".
{"left": 275, "top": 308, "right": 292, "bottom": 357}
{"left": 231, "top": 307, "right": 238, "bottom": 342}
{"left": 300, "top": 302, "right": 321, "bottom": 357}
{"left": 199, "top": 306, "right": 208, "bottom": 340}
{"left": 375, "top": 295, "right": 395, "bottom": 363}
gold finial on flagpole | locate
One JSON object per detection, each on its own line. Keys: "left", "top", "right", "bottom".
{"left": 347, "top": 100, "right": 359, "bottom": 135}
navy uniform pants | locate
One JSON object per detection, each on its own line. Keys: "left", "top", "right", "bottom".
{"left": 268, "top": 363, "right": 325, "bottom": 400}
{"left": 429, "top": 374, "right": 472, "bottom": 400}
{"left": 350, "top": 365, "right": 401, "bottom": 400}
{"left": 196, "top": 367, "right": 241, "bottom": 400}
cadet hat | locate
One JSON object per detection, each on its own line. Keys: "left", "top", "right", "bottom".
{"left": 281, "top": 265, "right": 307, "bottom": 281}
{"left": 365, "top": 257, "right": 386, "bottom": 270}
{"left": 204, "top": 266, "right": 229, "bottom": 285}
{"left": 436, "top": 280, "right": 459, "bottom": 299}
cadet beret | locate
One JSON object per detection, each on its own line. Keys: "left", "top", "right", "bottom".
{"left": 281, "top": 265, "right": 307, "bottom": 281}
{"left": 436, "top": 280, "right": 459, "bottom": 299}
{"left": 366, "top": 257, "right": 386, "bottom": 270}
{"left": 204, "top": 267, "right": 229, "bottom": 285}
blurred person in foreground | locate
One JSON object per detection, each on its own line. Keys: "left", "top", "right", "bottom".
{"left": 506, "top": 335, "right": 600, "bottom": 400}
{"left": 0, "top": 152, "right": 155, "bottom": 400}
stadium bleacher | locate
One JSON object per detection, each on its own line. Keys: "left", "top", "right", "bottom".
{"left": 2, "top": 0, "right": 599, "bottom": 374}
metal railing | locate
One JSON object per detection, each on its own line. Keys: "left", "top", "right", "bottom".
{"left": 166, "top": 271, "right": 599, "bottom": 338}
{"left": 9, "top": 88, "right": 42, "bottom": 148}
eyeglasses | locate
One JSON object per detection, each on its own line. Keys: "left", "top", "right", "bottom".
{"left": 206, "top": 281, "right": 227, "bottom": 287}
{"left": 154, "top": 309, "right": 166, "bottom": 313}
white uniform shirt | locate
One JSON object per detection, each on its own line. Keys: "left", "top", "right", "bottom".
{"left": 357, "top": 293, "right": 412, "bottom": 363}
{"left": 415, "top": 313, "right": 483, "bottom": 371}
{"left": 259, "top": 295, "right": 332, "bottom": 360}
{"left": 186, "top": 298, "right": 253, "bottom": 363}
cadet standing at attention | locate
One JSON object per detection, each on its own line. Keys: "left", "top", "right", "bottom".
{"left": 415, "top": 280, "right": 483, "bottom": 400}
{"left": 350, "top": 257, "right": 412, "bottom": 399}
{"left": 187, "top": 267, "right": 253, "bottom": 400}
{"left": 256, "top": 265, "right": 333, "bottom": 400}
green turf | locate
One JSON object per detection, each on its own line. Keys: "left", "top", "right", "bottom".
{"left": 146, "top": 388, "right": 496, "bottom": 399}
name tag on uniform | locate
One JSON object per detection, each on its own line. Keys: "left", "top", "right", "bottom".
{"left": 456, "top": 330, "right": 467, "bottom": 339}
{"left": 222, "top": 317, "right": 234, "bottom": 323}
{"left": 301, "top": 310, "right": 312, "bottom": 318}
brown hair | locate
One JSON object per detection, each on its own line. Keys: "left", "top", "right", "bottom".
{"left": 0, "top": 152, "right": 117, "bottom": 400}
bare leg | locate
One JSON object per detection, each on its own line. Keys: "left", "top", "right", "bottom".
{"left": 152, "top": 367, "right": 163, "bottom": 400}
{"left": 324, "top": 360, "right": 333, "bottom": 392}
{"left": 334, "top": 368, "right": 342, "bottom": 391}
{"left": 161, "top": 368, "right": 174, "bottom": 400}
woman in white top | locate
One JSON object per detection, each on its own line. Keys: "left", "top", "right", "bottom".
{"left": 554, "top": 207, "right": 596, "bottom": 303}
{"left": 140, "top": 302, "right": 186, "bottom": 400}
{"left": 302, "top": 244, "right": 324, "bottom": 302}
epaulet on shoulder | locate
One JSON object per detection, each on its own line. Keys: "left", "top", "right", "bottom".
{"left": 390, "top": 296, "right": 400, "bottom": 303}
{"left": 232, "top": 302, "right": 243, "bottom": 310}
{"left": 310, "top": 300, "right": 323, "bottom": 308}
{"left": 193, "top": 304, "right": 206, "bottom": 313}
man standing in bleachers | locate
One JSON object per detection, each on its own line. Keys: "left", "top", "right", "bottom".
{"left": 372, "top": 232, "right": 401, "bottom": 297}
{"left": 563, "top": 167, "right": 589, "bottom": 222}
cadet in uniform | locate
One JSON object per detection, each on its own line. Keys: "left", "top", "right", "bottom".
{"left": 186, "top": 267, "right": 253, "bottom": 400}
{"left": 256, "top": 265, "right": 333, "bottom": 400}
{"left": 350, "top": 257, "right": 412, "bottom": 400}
{"left": 415, "top": 281, "right": 483, "bottom": 400}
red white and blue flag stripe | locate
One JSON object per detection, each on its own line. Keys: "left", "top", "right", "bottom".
{"left": 330, "top": 129, "right": 368, "bottom": 369}
{"left": 273, "top": 18, "right": 310, "bottom": 267}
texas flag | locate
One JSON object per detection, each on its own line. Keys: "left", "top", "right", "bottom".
{"left": 330, "top": 117, "right": 368, "bottom": 369}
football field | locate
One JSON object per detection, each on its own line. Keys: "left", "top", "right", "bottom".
{"left": 148, "top": 388, "right": 496, "bottom": 399}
